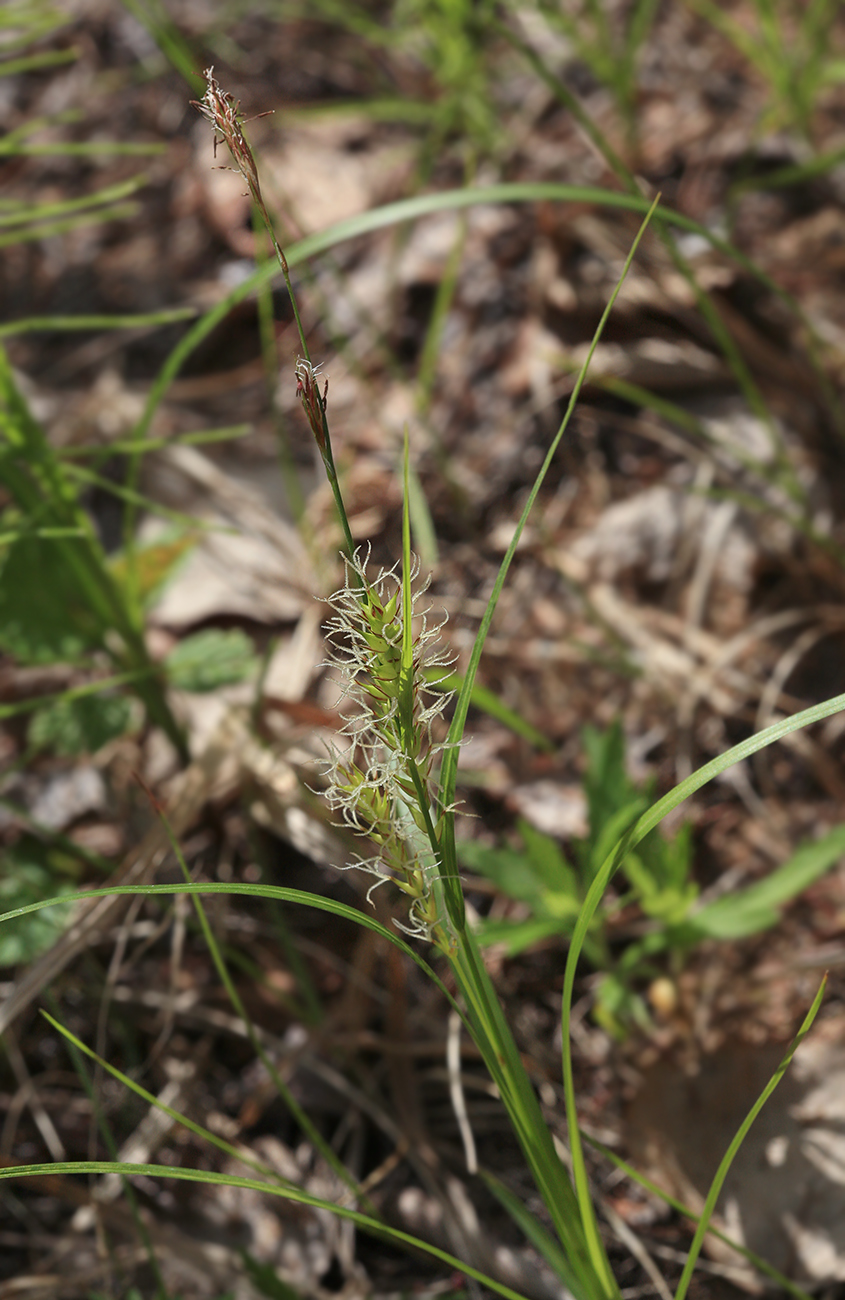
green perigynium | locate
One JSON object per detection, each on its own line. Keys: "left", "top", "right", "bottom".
{"left": 322, "top": 548, "right": 456, "bottom": 947}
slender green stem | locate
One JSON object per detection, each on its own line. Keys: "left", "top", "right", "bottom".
{"left": 447, "top": 932, "right": 607, "bottom": 1300}
{"left": 673, "top": 977, "right": 827, "bottom": 1300}
{"left": 252, "top": 207, "right": 307, "bottom": 525}
{"left": 266, "top": 232, "right": 356, "bottom": 563}
{"left": 437, "top": 198, "right": 660, "bottom": 901}
{"left": 41, "top": 1011, "right": 308, "bottom": 1190}
{"left": 193, "top": 70, "right": 360, "bottom": 564}
{"left": 48, "top": 994, "right": 172, "bottom": 1300}
{"left": 585, "top": 1138, "right": 814, "bottom": 1300}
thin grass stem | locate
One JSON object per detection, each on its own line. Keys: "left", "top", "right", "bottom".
{"left": 673, "top": 976, "right": 827, "bottom": 1300}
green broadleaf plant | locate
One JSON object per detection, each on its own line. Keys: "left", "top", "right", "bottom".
{"left": 463, "top": 719, "right": 845, "bottom": 1035}
{"left": 27, "top": 690, "right": 136, "bottom": 757}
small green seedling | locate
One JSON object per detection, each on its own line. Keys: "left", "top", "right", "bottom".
{"left": 462, "top": 719, "right": 845, "bottom": 1034}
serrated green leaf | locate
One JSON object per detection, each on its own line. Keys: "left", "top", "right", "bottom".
{"left": 165, "top": 628, "right": 258, "bottom": 692}
{"left": 0, "top": 533, "right": 100, "bottom": 663}
{"left": 0, "top": 856, "right": 75, "bottom": 966}
{"left": 28, "top": 691, "right": 134, "bottom": 756}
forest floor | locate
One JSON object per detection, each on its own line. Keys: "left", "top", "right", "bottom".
{"left": 3, "top": 1, "right": 845, "bottom": 1297}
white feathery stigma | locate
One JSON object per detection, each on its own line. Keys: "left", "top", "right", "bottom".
{"left": 321, "top": 548, "right": 456, "bottom": 945}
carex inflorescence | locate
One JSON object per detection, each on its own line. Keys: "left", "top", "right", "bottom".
{"left": 322, "top": 548, "right": 457, "bottom": 948}
{"left": 194, "top": 68, "right": 457, "bottom": 947}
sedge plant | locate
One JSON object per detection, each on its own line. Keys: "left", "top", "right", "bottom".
{"left": 187, "top": 71, "right": 829, "bottom": 1297}
{"left": 190, "top": 67, "right": 620, "bottom": 1295}
{"left": 0, "top": 68, "right": 837, "bottom": 1300}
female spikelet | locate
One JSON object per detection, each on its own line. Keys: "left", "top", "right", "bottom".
{"left": 322, "top": 548, "right": 456, "bottom": 947}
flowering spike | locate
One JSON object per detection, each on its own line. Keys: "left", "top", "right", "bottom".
{"left": 191, "top": 71, "right": 362, "bottom": 568}
{"left": 295, "top": 358, "right": 328, "bottom": 454}
{"left": 192, "top": 67, "right": 264, "bottom": 203}
{"left": 321, "top": 548, "right": 458, "bottom": 948}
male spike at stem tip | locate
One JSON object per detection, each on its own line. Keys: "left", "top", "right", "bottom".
{"left": 192, "top": 67, "right": 263, "bottom": 202}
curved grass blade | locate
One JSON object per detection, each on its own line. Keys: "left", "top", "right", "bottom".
{"left": 2, "top": 885, "right": 603, "bottom": 1298}
{"left": 0, "top": 1159, "right": 533, "bottom": 1300}
{"left": 128, "top": 180, "right": 824, "bottom": 469}
{"left": 729, "top": 143, "right": 845, "bottom": 196}
{"left": 0, "top": 176, "right": 148, "bottom": 229}
{"left": 119, "top": 0, "right": 203, "bottom": 95}
{"left": 673, "top": 976, "right": 827, "bottom": 1300}
{"left": 584, "top": 1139, "right": 814, "bottom": 1300}
{"left": 0, "top": 202, "right": 140, "bottom": 248}
{"left": 627, "top": 691, "right": 845, "bottom": 851}
{"left": 149, "top": 789, "right": 379, "bottom": 1217}
{"left": 488, "top": 24, "right": 843, "bottom": 434}
{"left": 40, "top": 1010, "right": 306, "bottom": 1191}
{"left": 437, "top": 197, "right": 660, "bottom": 954}
{"left": 0, "top": 667, "right": 159, "bottom": 722}
{"left": 61, "top": 460, "right": 220, "bottom": 532}
{"left": 50, "top": 1000, "right": 172, "bottom": 1298}
{"left": 0, "top": 881, "right": 460, "bottom": 1016}
{"left": 58, "top": 424, "right": 249, "bottom": 458}
{"left": 0, "top": 308, "right": 197, "bottom": 339}
{"left": 0, "top": 141, "right": 164, "bottom": 158}
{"left": 0, "top": 47, "right": 78, "bottom": 76}
{"left": 426, "top": 669, "right": 553, "bottom": 751}
{"left": 0, "top": 525, "right": 85, "bottom": 545}
{"left": 559, "top": 691, "right": 845, "bottom": 1295}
